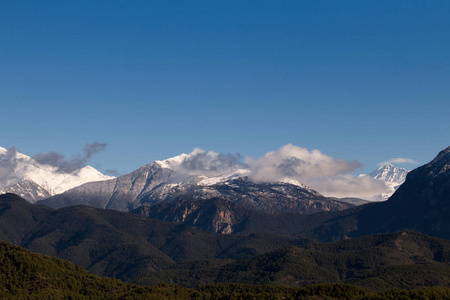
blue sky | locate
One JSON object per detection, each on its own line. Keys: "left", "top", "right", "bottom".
{"left": 1, "top": 1, "right": 449, "bottom": 176}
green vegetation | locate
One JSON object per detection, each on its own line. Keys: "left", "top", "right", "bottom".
{"left": 2, "top": 194, "right": 450, "bottom": 298}
{"left": 2, "top": 241, "right": 450, "bottom": 299}
{"left": 141, "top": 231, "right": 450, "bottom": 290}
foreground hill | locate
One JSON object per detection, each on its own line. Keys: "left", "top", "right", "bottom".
{"left": 2, "top": 240, "right": 450, "bottom": 299}
{"left": 141, "top": 230, "right": 450, "bottom": 290}
{"left": 0, "top": 240, "right": 167, "bottom": 299}
{"left": 0, "top": 193, "right": 310, "bottom": 282}
{"left": 3, "top": 193, "right": 450, "bottom": 291}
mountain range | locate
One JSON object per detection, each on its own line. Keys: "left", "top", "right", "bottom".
{"left": 0, "top": 145, "right": 449, "bottom": 291}
{"left": 35, "top": 152, "right": 407, "bottom": 214}
{"left": 119, "top": 146, "right": 450, "bottom": 240}
{"left": 36, "top": 155, "right": 356, "bottom": 214}
{"left": 1, "top": 146, "right": 407, "bottom": 213}
{"left": 0, "top": 146, "right": 113, "bottom": 202}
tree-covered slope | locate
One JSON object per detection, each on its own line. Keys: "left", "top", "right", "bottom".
{"left": 2, "top": 240, "right": 450, "bottom": 299}
{"left": 0, "top": 194, "right": 52, "bottom": 243}
{"left": 0, "top": 193, "right": 310, "bottom": 283}
{"left": 141, "top": 231, "right": 450, "bottom": 290}
{"left": 0, "top": 241, "right": 167, "bottom": 299}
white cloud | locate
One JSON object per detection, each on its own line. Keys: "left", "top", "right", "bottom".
{"left": 170, "top": 148, "right": 246, "bottom": 177}
{"left": 245, "top": 144, "right": 361, "bottom": 181}
{"left": 167, "top": 144, "right": 393, "bottom": 200}
{"left": 245, "top": 144, "right": 389, "bottom": 199}
{"left": 307, "top": 175, "right": 390, "bottom": 199}
{"left": 378, "top": 157, "right": 419, "bottom": 166}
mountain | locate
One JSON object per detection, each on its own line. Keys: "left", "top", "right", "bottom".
{"left": 367, "top": 164, "right": 409, "bottom": 200}
{"left": 133, "top": 197, "right": 358, "bottom": 235}
{"left": 38, "top": 152, "right": 354, "bottom": 214}
{"left": 133, "top": 197, "right": 256, "bottom": 234}
{"left": 0, "top": 146, "right": 113, "bottom": 203}
{"left": 310, "top": 146, "right": 450, "bottom": 241}
{"left": 145, "top": 146, "right": 450, "bottom": 241}
{"left": 369, "top": 164, "right": 408, "bottom": 185}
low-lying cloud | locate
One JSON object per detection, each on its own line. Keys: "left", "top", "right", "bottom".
{"left": 306, "top": 175, "right": 390, "bottom": 199}
{"left": 171, "top": 148, "right": 246, "bottom": 177}
{"left": 0, "top": 147, "right": 19, "bottom": 181}
{"left": 172, "top": 144, "right": 391, "bottom": 199}
{"left": 33, "top": 143, "right": 107, "bottom": 173}
{"left": 245, "top": 144, "right": 389, "bottom": 199}
{"left": 246, "top": 144, "right": 362, "bottom": 182}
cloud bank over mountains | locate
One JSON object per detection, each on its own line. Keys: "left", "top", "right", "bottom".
{"left": 2, "top": 143, "right": 402, "bottom": 200}
{"left": 164, "top": 144, "right": 392, "bottom": 199}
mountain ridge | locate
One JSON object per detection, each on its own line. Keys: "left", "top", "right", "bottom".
{"left": 0, "top": 146, "right": 113, "bottom": 203}
{"left": 38, "top": 157, "right": 354, "bottom": 214}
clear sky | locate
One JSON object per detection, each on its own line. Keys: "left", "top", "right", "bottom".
{"left": 1, "top": 0, "right": 449, "bottom": 176}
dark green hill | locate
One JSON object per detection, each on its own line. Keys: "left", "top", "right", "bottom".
{"left": 0, "top": 240, "right": 174, "bottom": 299}
{"left": 141, "top": 230, "right": 450, "bottom": 290}
{"left": 0, "top": 193, "right": 52, "bottom": 243}
{"left": 0, "top": 193, "right": 310, "bottom": 283}
{"left": 2, "top": 240, "right": 450, "bottom": 299}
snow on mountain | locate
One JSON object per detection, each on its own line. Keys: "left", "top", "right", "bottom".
{"left": 38, "top": 150, "right": 352, "bottom": 214}
{"left": 369, "top": 164, "right": 408, "bottom": 185}
{"left": 0, "top": 146, "right": 114, "bottom": 203}
{"left": 367, "top": 164, "right": 409, "bottom": 200}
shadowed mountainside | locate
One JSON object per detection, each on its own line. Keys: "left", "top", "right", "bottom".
{"left": 0, "top": 193, "right": 311, "bottom": 282}
{"left": 309, "top": 146, "right": 450, "bottom": 241}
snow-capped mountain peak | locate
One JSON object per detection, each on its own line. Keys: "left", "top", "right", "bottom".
{"left": 369, "top": 164, "right": 408, "bottom": 184}
{"left": 155, "top": 152, "right": 191, "bottom": 170}
{"left": 366, "top": 164, "right": 409, "bottom": 200}
{"left": 0, "top": 146, "right": 114, "bottom": 202}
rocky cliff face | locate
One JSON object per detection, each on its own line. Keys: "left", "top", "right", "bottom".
{"left": 133, "top": 198, "right": 244, "bottom": 234}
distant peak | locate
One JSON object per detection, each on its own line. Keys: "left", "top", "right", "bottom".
{"left": 379, "top": 163, "right": 393, "bottom": 168}
{"left": 155, "top": 153, "right": 191, "bottom": 169}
